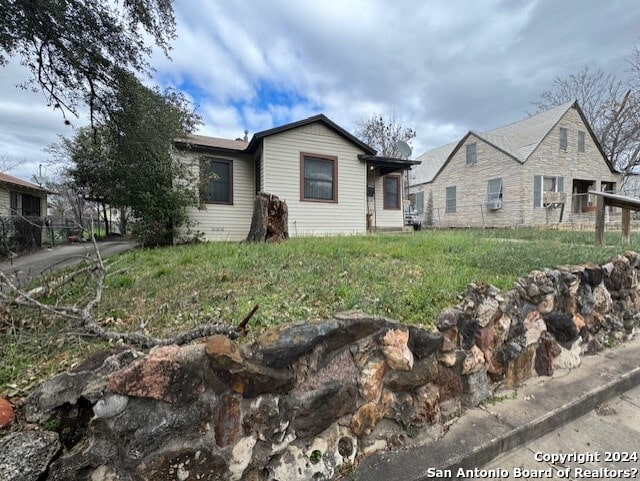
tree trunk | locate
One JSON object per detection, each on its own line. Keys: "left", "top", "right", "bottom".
{"left": 245, "top": 192, "right": 289, "bottom": 242}
{"left": 102, "top": 203, "right": 110, "bottom": 236}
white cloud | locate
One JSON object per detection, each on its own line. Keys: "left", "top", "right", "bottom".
{"left": 1, "top": 0, "right": 638, "bottom": 181}
{"left": 0, "top": 61, "right": 80, "bottom": 179}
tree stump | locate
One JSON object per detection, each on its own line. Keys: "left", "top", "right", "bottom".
{"left": 245, "top": 193, "right": 289, "bottom": 242}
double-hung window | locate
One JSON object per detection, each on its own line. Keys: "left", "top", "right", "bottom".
{"left": 202, "top": 158, "right": 233, "bottom": 204}
{"left": 301, "top": 153, "right": 337, "bottom": 202}
{"left": 445, "top": 186, "right": 457, "bottom": 213}
{"left": 559, "top": 127, "right": 568, "bottom": 151}
{"left": 383, "top": 176, "right": 401, "bottom": 209}
{"left": 534, "top": 175, "right": 564, "bottom": 208}
{"left": 578, "top": 131, "right": 585, "bottom": 153}
{"left": 408, "top": 191, "right": 424, "bottom": 214}
{"left": 466, "top": 143, "right": 477, "bottom": 165}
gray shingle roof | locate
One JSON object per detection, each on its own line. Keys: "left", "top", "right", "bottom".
{"left": 178, "top": 134, "right": 248, "bottom": 151}
{"left": 408, "top": 141, "right": 458, "bottom": 186}
{"left": 477, "top": 101, "right": 574, "bottom": 162}
{"left": 410, "top": 101, "right": 575, "bottom": 185}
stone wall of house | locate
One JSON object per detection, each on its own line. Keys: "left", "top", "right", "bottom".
{"left": 3, "top": 252, "right": 640, "bottom": 481}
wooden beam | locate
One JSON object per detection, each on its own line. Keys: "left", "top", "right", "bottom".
{"left": 595, "top": 195, "right": 605, "bottom": 246}
{"left": 591, "top": 191, "right": 640, "bottom": 210}
{"left": 622, "top": 208, "right": 631, "bottom": 245}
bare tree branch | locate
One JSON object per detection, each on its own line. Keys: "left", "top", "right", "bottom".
{"left": 533, "top": 63, "right": 640, "bottom": 177}
{"left": 0, "top": 225, "right": 249, "bottom": 348}
{"left": 355, "top": 113, "right": 416, "bottom": 158}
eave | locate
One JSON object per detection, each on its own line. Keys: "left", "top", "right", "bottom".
{"left": 359, "top": 154, "right": 421, "bottom": 176}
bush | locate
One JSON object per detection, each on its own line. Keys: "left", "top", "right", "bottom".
{"left": 0, "top": 216, "right": 43, "bottom": 256}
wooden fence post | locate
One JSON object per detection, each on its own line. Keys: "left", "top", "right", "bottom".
{"left": 622, "top": 208, "right": 630, "bottom": 245}
{"left": 595, "top": 195, "right": 605, "bottom": 246}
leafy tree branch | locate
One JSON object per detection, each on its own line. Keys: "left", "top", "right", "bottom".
{"left": 0, "top": 0, "right": 176, "bottom": 123}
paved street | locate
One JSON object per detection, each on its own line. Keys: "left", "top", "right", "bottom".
{"left": 0, "top": 240, "right": 137, "bottom": 283}
{"left": 470, "top": 385, "right": 640, "bottom": 480}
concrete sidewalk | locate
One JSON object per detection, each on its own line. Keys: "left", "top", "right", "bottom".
{"left": 471, "top": 383, "right": 640, "bottom": 480}
{"left": 354, "top": 335, "right": 640, "bottom": 481}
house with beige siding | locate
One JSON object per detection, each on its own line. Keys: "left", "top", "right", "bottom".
{"left": 408, "top": 101, "right": 620, "bottom": 228}
{"left": 174, "top": 114, "right": 417, "bottom": 241}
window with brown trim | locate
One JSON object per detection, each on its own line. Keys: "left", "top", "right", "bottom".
{"left": 201, "top": 158, "right": 233, "bottom": 204}
{"left": 383, "top": 175, "right": 401, "bottom": 209}
{"left": 301, "top": 153, "right": 338, "bottom": 202}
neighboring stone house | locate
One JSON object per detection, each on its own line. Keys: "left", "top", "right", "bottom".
{"left": 408, "top": 101, "right": 620, "bottom": 227}
{"left": 175, "top": 114, "right": 418, "bottom": 241}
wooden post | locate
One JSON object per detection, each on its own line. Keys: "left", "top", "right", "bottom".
{"left": 595, "top": 195, "right": 605, "bottom": 246}
{"left": 622, "top": 208, "right": 631, "bottom": 245}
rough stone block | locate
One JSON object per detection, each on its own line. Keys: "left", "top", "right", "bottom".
{"left": 0, "top": 431, "right": 60, "bottom": 481}
{"left": 462, "top": 368, "right": 492, "bottom": 407}
{"left": 385, "top": 355, "right": 439, "bottom": 391}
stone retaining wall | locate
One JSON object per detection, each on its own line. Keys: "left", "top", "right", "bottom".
{"left": 7, "top": 252, "right": 640, "bottom": 481}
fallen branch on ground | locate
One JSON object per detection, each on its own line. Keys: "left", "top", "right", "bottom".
{"left": 0, "top": 227, "right": 252, "bottom": 348}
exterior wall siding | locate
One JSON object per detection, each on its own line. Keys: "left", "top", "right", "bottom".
{"left": 0, "top": 187, "right": 47, "bottom": 218}
{"left": 0, "top": 189, "right": 10, "bottom": 217}
{"left": 183, "top": 151, "right": 255, "bottom": 241}
{"left": 410, "top": 106, "right": 620, "bottom": 228}
{"left": 40, "top": 196, "right": 47, "bottom": 219}
{"left": 369, "top": 172, "right": 404, "bottom": 229}
{"left": 262, "top": 123, "right": 368, "bottom": 236}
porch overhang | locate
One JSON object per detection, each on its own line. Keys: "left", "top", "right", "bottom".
{"left": 358, "top": 155, "right": 421, "bottom": 176}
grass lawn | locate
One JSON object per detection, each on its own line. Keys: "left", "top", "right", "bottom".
{"left": 2, "top": 228, "right": 640, "bottom": 396}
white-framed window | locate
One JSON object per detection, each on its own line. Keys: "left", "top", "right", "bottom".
{"left": 485, "top": 178, "right": 503, "bottom": 209}
{"left": 445, "top": 186, "right": 457, "bottom": 213}
{"left": 466, "top": 143, "right": 477, "bottom": 165}
{"left": 533, "top": 175, "right": 564, "bottom": 208}
{"left": 578, "top": 131, "right": 585, "bottom": 153}
{"left": 559, "top": 127, "right": 568, "bottom": 151}
{"left": 409, "top": 191, "right": 424, "bottom": 215}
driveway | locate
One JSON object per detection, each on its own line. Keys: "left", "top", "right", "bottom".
{"left": 0, "top": 240, "right": 137, "bottom": 283}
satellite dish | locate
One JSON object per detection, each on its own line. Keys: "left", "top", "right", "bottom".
{"left": 396, "top": 140, "right": 412, "bottom": 159}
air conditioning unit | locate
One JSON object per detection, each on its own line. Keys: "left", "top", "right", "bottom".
{"left": 485, "top": 200, "right": 502, "bottom": 210}
{"left": 543, "top": 192, "right": 567, "bottom": 205}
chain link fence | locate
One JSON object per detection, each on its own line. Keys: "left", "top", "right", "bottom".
{"left": 0, "top": 216, "right": 44, "bottom": 256}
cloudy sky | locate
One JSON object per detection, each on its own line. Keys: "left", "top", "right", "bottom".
{"left": 1, "top": 0, "right": 638, "bottom": 182}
